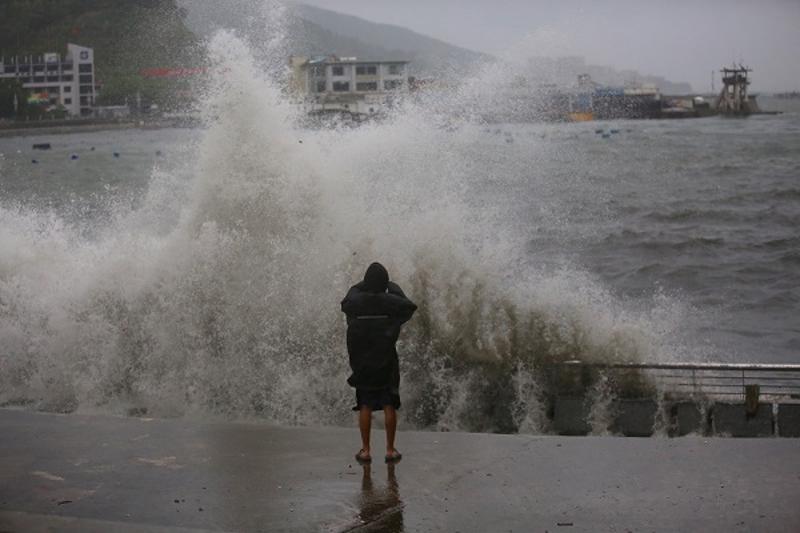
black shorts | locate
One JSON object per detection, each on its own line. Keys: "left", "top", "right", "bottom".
{"left": 352, "top": 387, "right": 401, "bottom": 411}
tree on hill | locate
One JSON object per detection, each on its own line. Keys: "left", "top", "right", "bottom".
{"left": 0, "top": 79, "right": 27, "bottom": 119}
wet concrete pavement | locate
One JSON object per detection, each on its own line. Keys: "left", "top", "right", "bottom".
{"left": 1, "top": 409, "right": 799, "bottom": 532}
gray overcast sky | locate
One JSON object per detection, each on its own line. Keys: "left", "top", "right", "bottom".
{"left": 296, "top": 1, "right": 800, "bottom": 92}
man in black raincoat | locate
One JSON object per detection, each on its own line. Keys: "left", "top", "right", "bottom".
{"left": 342, "top": 262, "right": 417, "bottom": 464}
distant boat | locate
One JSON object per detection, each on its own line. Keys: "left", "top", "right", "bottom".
{"left": 568, "top": 112, "right": 593, "bottom": 122}
{"left": 32, "top": 143, "right": 51, "bottom": 150}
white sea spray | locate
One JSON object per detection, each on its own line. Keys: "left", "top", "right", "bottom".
{"left": 0, "top": 23, "right": 700, "bottom": 433}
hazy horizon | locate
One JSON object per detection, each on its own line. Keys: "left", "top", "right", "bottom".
{"left": 294, "top": 0, "right": 800, "bottom": 93}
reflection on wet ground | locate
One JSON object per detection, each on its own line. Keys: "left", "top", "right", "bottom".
{"left": 3, "top": 411, "right": 800, "bottom": 532}
{"left": 348, "top": 463, "right": 404, "bottom": 532}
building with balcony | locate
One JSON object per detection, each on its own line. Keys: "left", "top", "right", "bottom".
{"left": 289, "top": 55, "right": 409, "bottom": 116}
{"left": 0, "top": 43, "right": 99, "bottom": 117}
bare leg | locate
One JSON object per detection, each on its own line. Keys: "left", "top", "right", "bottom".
{"left": 384, "top": 405, "right": 398, "bottom": 455}
{"left": 358, "top": 406, "right": 372, "bottom": 458}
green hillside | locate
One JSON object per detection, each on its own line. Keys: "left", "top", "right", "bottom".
{"left": 0, "top": 0, "right": 201, "bottom": 107}
{"left": 180, "top": 0, "right": 487, "bottom": 77}
{"left": 292, "top": 3, "right": 486, "bottom": 76}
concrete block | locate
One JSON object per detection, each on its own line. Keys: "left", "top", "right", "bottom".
{"left": 671, "top": 401, "right": 704, "bottom": 436}
{"left": 712, "top": 403, "right": 773, "bottom": 437}
{"left": 553, "top": 396, "right": 590, "bottom": 435}
{"left": 610, "top": 399, "right": 657, "bottom": 437}
{"left": 777, "top": 403, "right": 800, "bottom": 438}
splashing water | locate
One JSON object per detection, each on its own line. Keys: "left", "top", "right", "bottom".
{"left": 0, "top": 26, "right": 699, "bottom": 433}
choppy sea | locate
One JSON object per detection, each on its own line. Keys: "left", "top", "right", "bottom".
{"left": 0, "top": 37, "right": 797, "bottom": 430}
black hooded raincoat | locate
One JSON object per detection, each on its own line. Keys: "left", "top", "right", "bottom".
{"left": 341, "top": 264, "right": 417, "bottom": 396}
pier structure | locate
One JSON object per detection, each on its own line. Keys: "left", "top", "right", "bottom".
{"left": 716, "top": 64, "right": 760, "bottom": 115}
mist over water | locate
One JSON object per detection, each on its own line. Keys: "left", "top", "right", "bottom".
{"left": 1, "top": 17, "right": 796, "bottom": 433}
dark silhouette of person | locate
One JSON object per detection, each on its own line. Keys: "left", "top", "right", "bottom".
{"left": 342, "top": 262, "right": 416, "bottom": 464}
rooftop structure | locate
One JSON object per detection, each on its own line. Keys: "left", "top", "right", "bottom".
{"left": 0, "top": 43, "right": 98, "bottom": 117}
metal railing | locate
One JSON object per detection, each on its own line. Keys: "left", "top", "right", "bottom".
{"left": 555, "top": 360, "right": 800, "bottom": 401}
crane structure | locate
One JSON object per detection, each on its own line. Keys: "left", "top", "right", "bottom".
{"left": 716, "top": 64, "right": 760, "bottom": 115}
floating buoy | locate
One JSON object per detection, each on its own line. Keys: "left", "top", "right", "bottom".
{"left": 32, "top": 143, "right": 51, "bottom": 150}
{"left": 113, "top": 152, "right": 120, "bottom": 158}
{"left": 70, "top": 154, "right": 79, "bottom": 160}
{"left": 31, "top": 159, "right": 38, "bottom": 164}
{"left": 91, "top": 146, "right": 96, "bottom": 151}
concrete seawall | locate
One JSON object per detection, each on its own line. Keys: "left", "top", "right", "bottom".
{"left": 552, "top": 397, "right": 800, "bottom": 438}
{"left": 1, "top": 409, "right": 799, "bottom": 532}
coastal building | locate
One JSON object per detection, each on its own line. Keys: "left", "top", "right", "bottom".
{"left": 289, "top": 55, "right": 409, "bottom": 117}
{"left": 0, "top": 43, "right": 99, "bottom": 117}
{"left": 592, "top": 83, "right": 662, "bottom": 120}
{"left": 479, "top": 73, "right": 664, "bottom": 123}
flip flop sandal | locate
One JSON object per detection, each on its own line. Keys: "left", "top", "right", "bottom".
{"left": 385, "top": 451, "right": 402, "bottom": 463}
{"left": 355, "top": 450, "right": 372, "bottom": 464}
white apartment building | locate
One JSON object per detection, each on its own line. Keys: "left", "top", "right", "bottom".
{"left": 0, "top": 43, "right": 98, "bottom": 117}
{"left": 289, "top": 55, "right": 409, "bottom": 116}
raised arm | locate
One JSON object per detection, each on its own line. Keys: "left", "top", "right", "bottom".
{"left": 341, "top": 282, "right": 366, "bottom": 316}
{"left": 342, "top": 281, "right": 417, "bottom": 322}
{"left": 385, "top": 282, "right": 417, "bottom": 323}
{"left": 386, "top": 281, "right": 407, "bottom": 298}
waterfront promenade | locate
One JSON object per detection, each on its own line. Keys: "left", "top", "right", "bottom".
{"left": 0, "top": 117, "right": 198, "bottom": 137}
{"left": 1, "top": 409, "right": 798, "bottom": 532}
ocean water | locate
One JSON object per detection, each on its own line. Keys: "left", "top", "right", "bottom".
{"left": 0, "top": 32, "right": 798, "bottom": 432}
